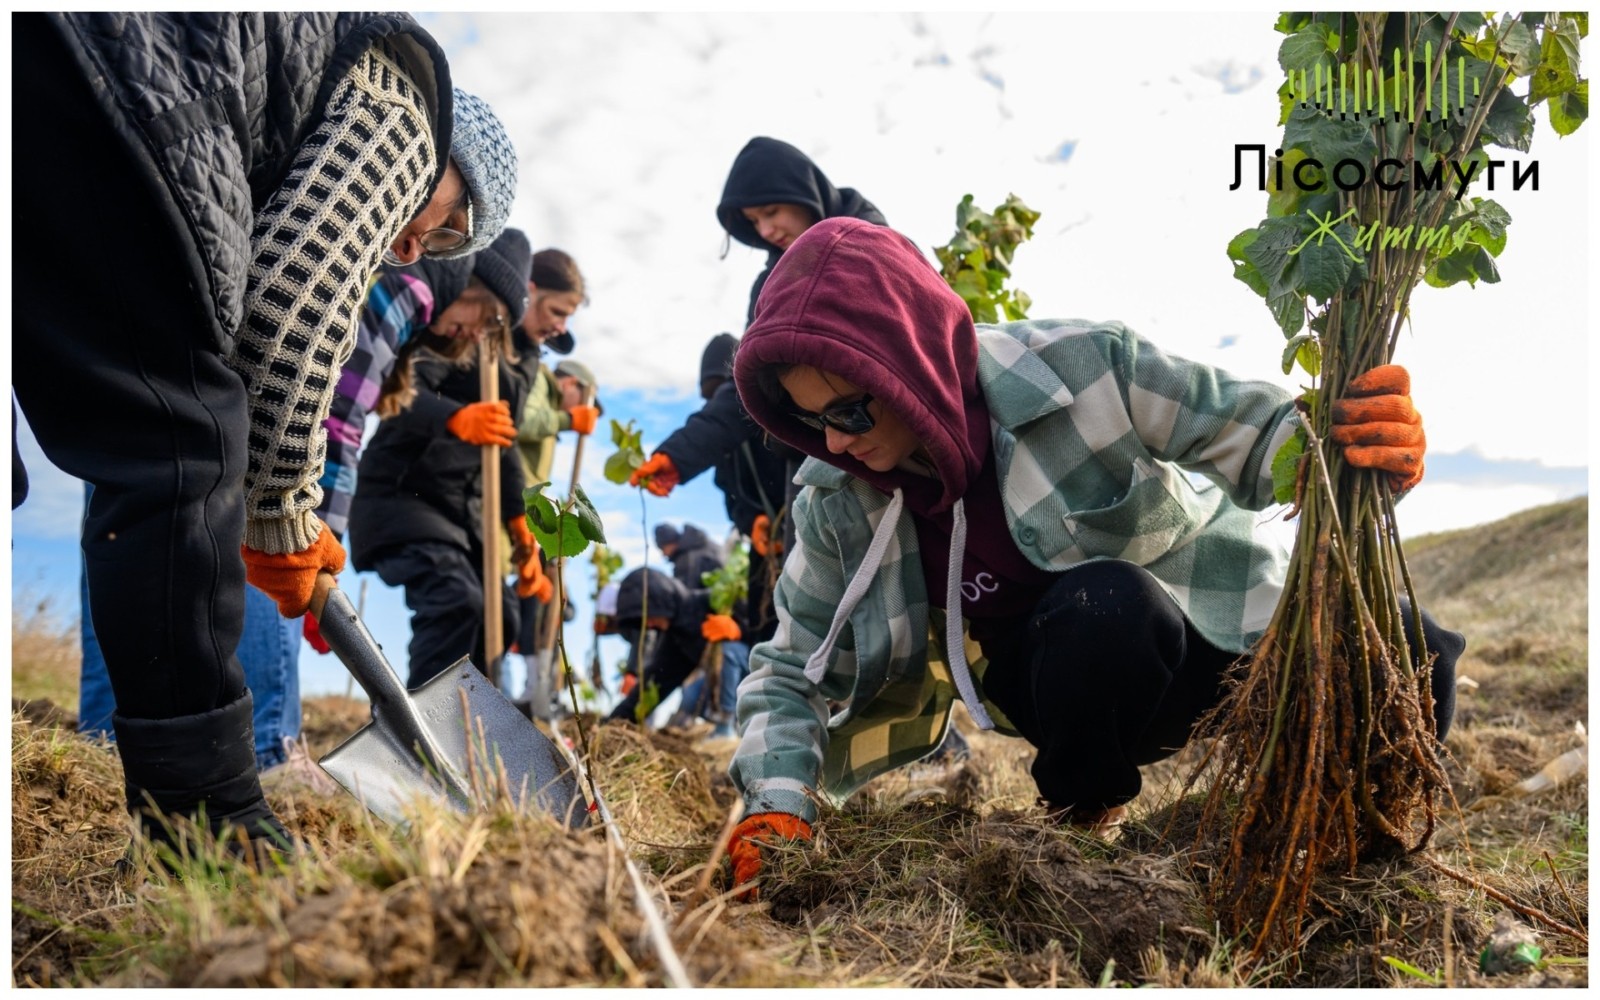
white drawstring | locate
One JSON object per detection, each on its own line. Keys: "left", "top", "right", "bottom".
{"left": 804, "top": 489, "right": 905, "bottom": 683}
{"left": 802, "top": 489, "right": 996, "bottom": 731}
{"left": 944, "top": 499, "right": 995, "bottom": 730}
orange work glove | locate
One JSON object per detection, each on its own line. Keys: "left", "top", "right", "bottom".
{"left": 701, "top": 613, "right": 741, "bottom": 643}
{"left": 241, "top": 522, "right": 346, "bottom": 619}
{"left": 750, "top": 513, "right": 784, "bottom": 558}
{"left": 728, "top": 812, "right": 813, "bottom": 901}
{"left": 446, "top": 400, "right": 516, "bottom": 447}
{"left": 1329, "top": 364, "right": 1426, "bottom": 493}
{"left": 568, "top": 404, "right": 599, "bottom": 435}
{"left": 620, "top": 672, "right": 638, "bottom": 696}
{"left": 629, "top": 452, "right": 679, "bottom": 497}
{"left": 507, "top": 516, "right": 554, "bottom": 601}
{"left": 302, "top": 613, "right": 331, "bottom": 654}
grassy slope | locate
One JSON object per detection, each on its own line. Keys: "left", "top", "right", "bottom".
{"left": 10, "top": 497, "right": 1589, "bottom": 987}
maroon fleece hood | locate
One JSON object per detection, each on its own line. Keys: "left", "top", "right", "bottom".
{"left": 733, "top": 218, "right": 989, "bottom": 514}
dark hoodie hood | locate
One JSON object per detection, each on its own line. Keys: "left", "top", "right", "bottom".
{"left": 733, "top": 218, "right": 988, "bottom": 515}
{"left": 613, "top": 566, "right": 710, "bottom": 636}
{"left": 700, "top": 333, "right": 738, "bottom": 383}
{"left": 716, "top": 137, "right": 887, "bottom": 256}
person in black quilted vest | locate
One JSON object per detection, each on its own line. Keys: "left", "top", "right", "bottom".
{"left": 10, "top": 13, "right": 518, "bottom": 866}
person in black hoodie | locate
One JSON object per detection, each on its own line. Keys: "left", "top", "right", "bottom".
{"left": 629, "top": 333, "right": 789, "bottom": 643}
{"left": 654, "top": 522, "right": 725, "bottom": 588}
{"left": 604, "top": 567, "right": 748, "bottom": 730}
{"left": 715, "top": 136, "right": 889, "bottom": 326}
{"left": 348, "top": 229, "right": 550, "bottom": 688}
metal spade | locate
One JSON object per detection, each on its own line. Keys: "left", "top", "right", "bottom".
{"left": 309, "top": 573, "right": 585, "bottom": 828}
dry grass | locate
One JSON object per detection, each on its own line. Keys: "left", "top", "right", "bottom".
{"left": 9, "top": 498, "right": 1589, "bottom": 987}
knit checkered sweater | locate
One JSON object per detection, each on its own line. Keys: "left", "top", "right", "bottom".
{"left": 227, "top": 41, "right": 439, "bottom": 554}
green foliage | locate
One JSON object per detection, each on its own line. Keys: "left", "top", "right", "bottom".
{"left": 522, "top": 481, "right": 606, "bottom": 558}
{"left": 604, "top": 418, "right": 647, "bottom": 486}
{"left": 1270, "top": 427, "right": 1308, "bottom": 504}
{"left": 1229, "top": 12, "right": 1586, "bottom": 378}
{"left": 933, "top": 194, "right": 1040, "bottom": 323}
{"left": 590, "top": 543, "right": 624, "bottom": 592}
{"left": 1381, "top": 956, "right": 1444, "bottom": 985}
{"left": 633, "top": 680, "right": 662, "bottom": 724}
{"left": 701, "top": 543, "right": 751, "bottom": 615}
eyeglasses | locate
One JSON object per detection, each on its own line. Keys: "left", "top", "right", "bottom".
{"left": 418, "top": 198, "right": 474, "bottom": 255}
{"left": 382, "top": 200, "right": 474, "bottom": 267}
{"left": 791, "top": 394, "right": 876, "bottom": 435}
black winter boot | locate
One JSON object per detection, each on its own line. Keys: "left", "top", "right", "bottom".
{"left": 113, "top": 691, "right": 291, "bottom": 870}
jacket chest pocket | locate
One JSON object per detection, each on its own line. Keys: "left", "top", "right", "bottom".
{"left": 1061, "top": 459, "right": 1212, "bottom": 566}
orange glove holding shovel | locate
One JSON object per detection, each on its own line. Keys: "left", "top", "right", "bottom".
{"left": 568, "top": 404, "right": 600, "bottom": 435}
{"left": 242, "top": 519, "right": 346, "bottom": 619}
{"left": 1329, "top": 364, "right": 1426, "bottom": 493}
{"left": 509, "top": 515, "right": 554, "bottom": 602}
{"left": 728, "top": 811, "right": 813, "bottom": 901}
{"left": 447, "top": 400, "right": 517, "bottom": 447}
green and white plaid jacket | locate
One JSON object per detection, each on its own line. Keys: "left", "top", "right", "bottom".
{"left": 729, "top": 319, "right": 1301, "bottom": 823}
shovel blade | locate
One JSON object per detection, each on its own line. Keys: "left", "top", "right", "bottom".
{"left": 319, "top": 657, "right": 586, "bottom": 828}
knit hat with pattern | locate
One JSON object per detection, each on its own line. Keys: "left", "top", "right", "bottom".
{"left": 448, "top": 89, "right": 519, "bottom": 257}
{"left": 471, "top": 227, "right": 532, "bottom": 326}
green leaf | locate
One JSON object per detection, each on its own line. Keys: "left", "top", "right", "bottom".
{"left": 1278, "top": 22, "right": 1336, "bottom": 74}
{"left": 701, "top": 544, "right": 750, "bottom": 615}
{"left": 1242, "top": 216, "right": 1303, "bottom": 301}
{"left": 1267, "top": 148, "right": 1308, "bottom": 218}
{"left": 1271, "top": 428, "right": 1307, "bottom": 505}
{"left": 1382, "top": 956, "right": 1443, "bottom": 984}
{"left": 1530, "top": 19, "right": 1581, "bottom": 103}
{"left": 1268, "top": 291, "right": 1305, "bottom": 337}
{"left": 634, "top": 680, "right": 661, "bottom": 723}
{"left": 1495, "top": 17, "right": 1541, "bottom": 77}
{"left": 1292, "top": 219, "right": 1359, "bottom": 302}
{"left": 1227, "top": 228, "right": 1269, "bottom": 299}
{"left": 569, "top": 483, "right": 607, "bottom": 545}
{"left": 1465, "top": 198, "right": 1512, "bottom": 256}
{"left": 1281, "top": 333, "right": 1312, "bottom": 374}
{"left": 605, "top": 418, "right": 647, "bottom": 485}
{"left": 1423, "top": 245, "right": 1499, "bottom": 288}
{"left": 1550, "top": 78, "right": 1589, "bottom": 136}
{"left": 523, "top": 483, "right": 559, "bottom": 534}
{"left": 1483, "top": 87, "right": 1536, "bottom": 151}
{"left": 1282, "top": 104, "right": 1378, "bottom": 169}
{"left": 523, "top": 482, "right": 598, "bottom": 558}
{"left": 604, "top": 451, "right": 636, "bottom": 485}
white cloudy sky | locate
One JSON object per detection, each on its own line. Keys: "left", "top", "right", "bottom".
{"left": 8, "top": 11, "right": 1592, "bottom": 703}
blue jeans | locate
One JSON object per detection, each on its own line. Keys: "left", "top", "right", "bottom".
{"left": 78, "top": 481, "right": 302, "bottom": 769}
{"left": 676, "top": 641, "right": 750, "bottom": 738}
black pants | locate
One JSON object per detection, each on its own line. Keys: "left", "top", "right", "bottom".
{"left": 976, "top": 560, "right": 1464, "bottom": 811}
{"left": 606, "top": 631, "right": 700, "bottom": 723}
{"left": 12, "top": 15, "right": 249, "bottom": 721}
{"left": 370, "top": 540, "right": 520, "bottom": 687}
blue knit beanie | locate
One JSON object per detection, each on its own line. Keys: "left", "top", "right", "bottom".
{"left": 447, "top": 89, "right": 518, "bottom": 258}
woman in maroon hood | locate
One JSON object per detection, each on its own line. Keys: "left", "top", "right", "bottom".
{"left": 718, "top": 218, "right": 1464, "bottom": 900}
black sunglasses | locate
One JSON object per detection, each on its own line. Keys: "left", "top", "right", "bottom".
{"left": 791, "top": 394, "right": 876, "bottom": 435}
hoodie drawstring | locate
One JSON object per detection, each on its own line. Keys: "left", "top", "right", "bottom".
{"left": 944, "top": 500, "right": 994, "bottom": 730}
{"left": 802, "top": 490, "right": 996, "bottom": 732}
{"left": 804, "top": 489, "right": 904, "bottom": 683}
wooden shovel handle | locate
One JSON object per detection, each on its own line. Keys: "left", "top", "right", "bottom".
{"left": 309, "top": 569, "right": 339, "bottom": 623}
